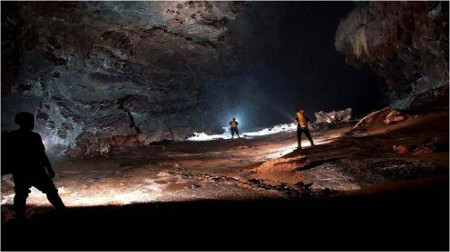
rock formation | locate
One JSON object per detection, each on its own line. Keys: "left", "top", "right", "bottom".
{"left": 336, "top": 2, "right": 449, "bottom": 109}
{"left": 1, "top": 1, "right": 245, "bottom": 155}
{"left": 315, "top": 108, "right": 352, "bottom": 124}
{"left": 4, "top": 1, "right": 447, "bottom": 156}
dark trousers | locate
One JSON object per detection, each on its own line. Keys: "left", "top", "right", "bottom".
{"left": 297, "top": 127, "right": 314, "bottom": 148}
{"left": 13, "top": 172, "right": 66, "bottom": 219}
{"left": 231, "top": 127, "right": 240, "bottom": 138}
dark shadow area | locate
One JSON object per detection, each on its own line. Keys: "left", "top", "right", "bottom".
{"left": 435, "top": 143, "right": 450, "bottom": 153}
{"left": 149, "top": 139, "right": 174, "bottom": 145}
{"left": 296, "top": 157, "right": 342, "bottom": 171}
{"left": 2, "top": 178, "right": 448, "bottom": 251}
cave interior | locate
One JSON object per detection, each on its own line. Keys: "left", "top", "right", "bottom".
{"left": 1, "top": 1, "right": 449, "bottom": 250}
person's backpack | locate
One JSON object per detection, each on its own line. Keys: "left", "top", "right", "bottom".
{"left": 1, "top": 131, "right": 13, "bottom": 175}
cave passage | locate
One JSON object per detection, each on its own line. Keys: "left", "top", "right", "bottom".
{"left": 1, "top": 1, "right": 448, "bottom": 250}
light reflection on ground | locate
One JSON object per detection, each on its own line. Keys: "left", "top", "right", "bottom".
{"left": 1, "top": 185, "right": 164, "bottom": 207}
{"left": 1, "top": 131, "right": 343, "bottom": 209}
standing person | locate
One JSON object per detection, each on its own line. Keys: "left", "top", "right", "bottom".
{"left": 8, "top": 112, "right": 67, "bottom": 220}
{"left": 229, "top": 117, "right": 240, "bottom": 139}
{"left": 294, "top": 108, "right": 315, "bottom": 149}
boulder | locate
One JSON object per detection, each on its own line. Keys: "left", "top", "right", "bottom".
{"left": 315, "top": 108, "right": 352, "bottom": 124}
{"left": 352, "top": 107, "right": 392, "bottom": 130}
{"left": 353, "top": 107, "right": 410, "bottom": 132}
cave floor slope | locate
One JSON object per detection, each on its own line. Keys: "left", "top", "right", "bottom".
{"left": 1, "top": 109, "right": 448, "bottom": 250}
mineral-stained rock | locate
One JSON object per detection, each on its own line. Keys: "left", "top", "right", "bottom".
{"left": 336, "top": 2, "right": 449, "bottom": 110}
{"left": 383, "top": 110, "right": 407, "bottom": 125}
{"left": 393, "top": 144, "right": 410, "bottom": 154}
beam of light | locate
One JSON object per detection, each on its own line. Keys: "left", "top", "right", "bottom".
{"left": 187, "top": 123, "right": 297, "bottom": 141}
{"left": 242, "top": 123, "right": 296, "bottom": 137}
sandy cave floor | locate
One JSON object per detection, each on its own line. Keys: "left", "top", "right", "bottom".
{"left": 1, "top": 109, "right": 449, "bottom": 223}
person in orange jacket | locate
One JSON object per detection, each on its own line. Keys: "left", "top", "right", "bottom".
{"left": 294, "top": 109, "right": 315, "bottom": 149}
{"left": 229, "top": 117, "right": 240, "bottom": 139}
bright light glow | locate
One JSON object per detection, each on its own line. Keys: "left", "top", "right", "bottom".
{"left": 42, "top": 138, "right": 49, "bottom": 150}
{"left": 242, "top": 123, "right": 297, "bottom": 137}
{"left": 1, "top": 128, "right": 346, "bottom": 215}
{"left": 1, "top": 194, "right": 14, "bottom": 205}
{"left": 43, "top": 134, "right": 69, "bottom": 148}
{"left": 1, "top": 185, "right": 164, "bottom": 207}
{"left": 187, "top": 123, "right": 297, "bottom": 141}
{"left": 188, "top": 127, "right": 234, "bottom": 141}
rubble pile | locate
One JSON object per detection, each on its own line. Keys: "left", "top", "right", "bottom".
{"left": 315, "top": 108, "right": 353, "bottom": 129}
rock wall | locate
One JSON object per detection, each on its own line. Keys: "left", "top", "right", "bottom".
{"left": 335, "top": 2, "right": 449, "bottom": 109}
{"left": 1, "top": 1, "right": 245, "bottom": 155}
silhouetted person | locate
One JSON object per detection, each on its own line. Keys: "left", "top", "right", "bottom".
{"left": 294, "top": 108, "right": 315, "bottom": 149}
{"left": 9, "top": 112, "right": 66, "bottom": 220}
{"left": 229, "top": 117, "right": 240, "bottom": 139}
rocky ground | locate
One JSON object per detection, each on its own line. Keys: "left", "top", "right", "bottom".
{"left": 1, "top": 107, "right": 449, "bottom": 250}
